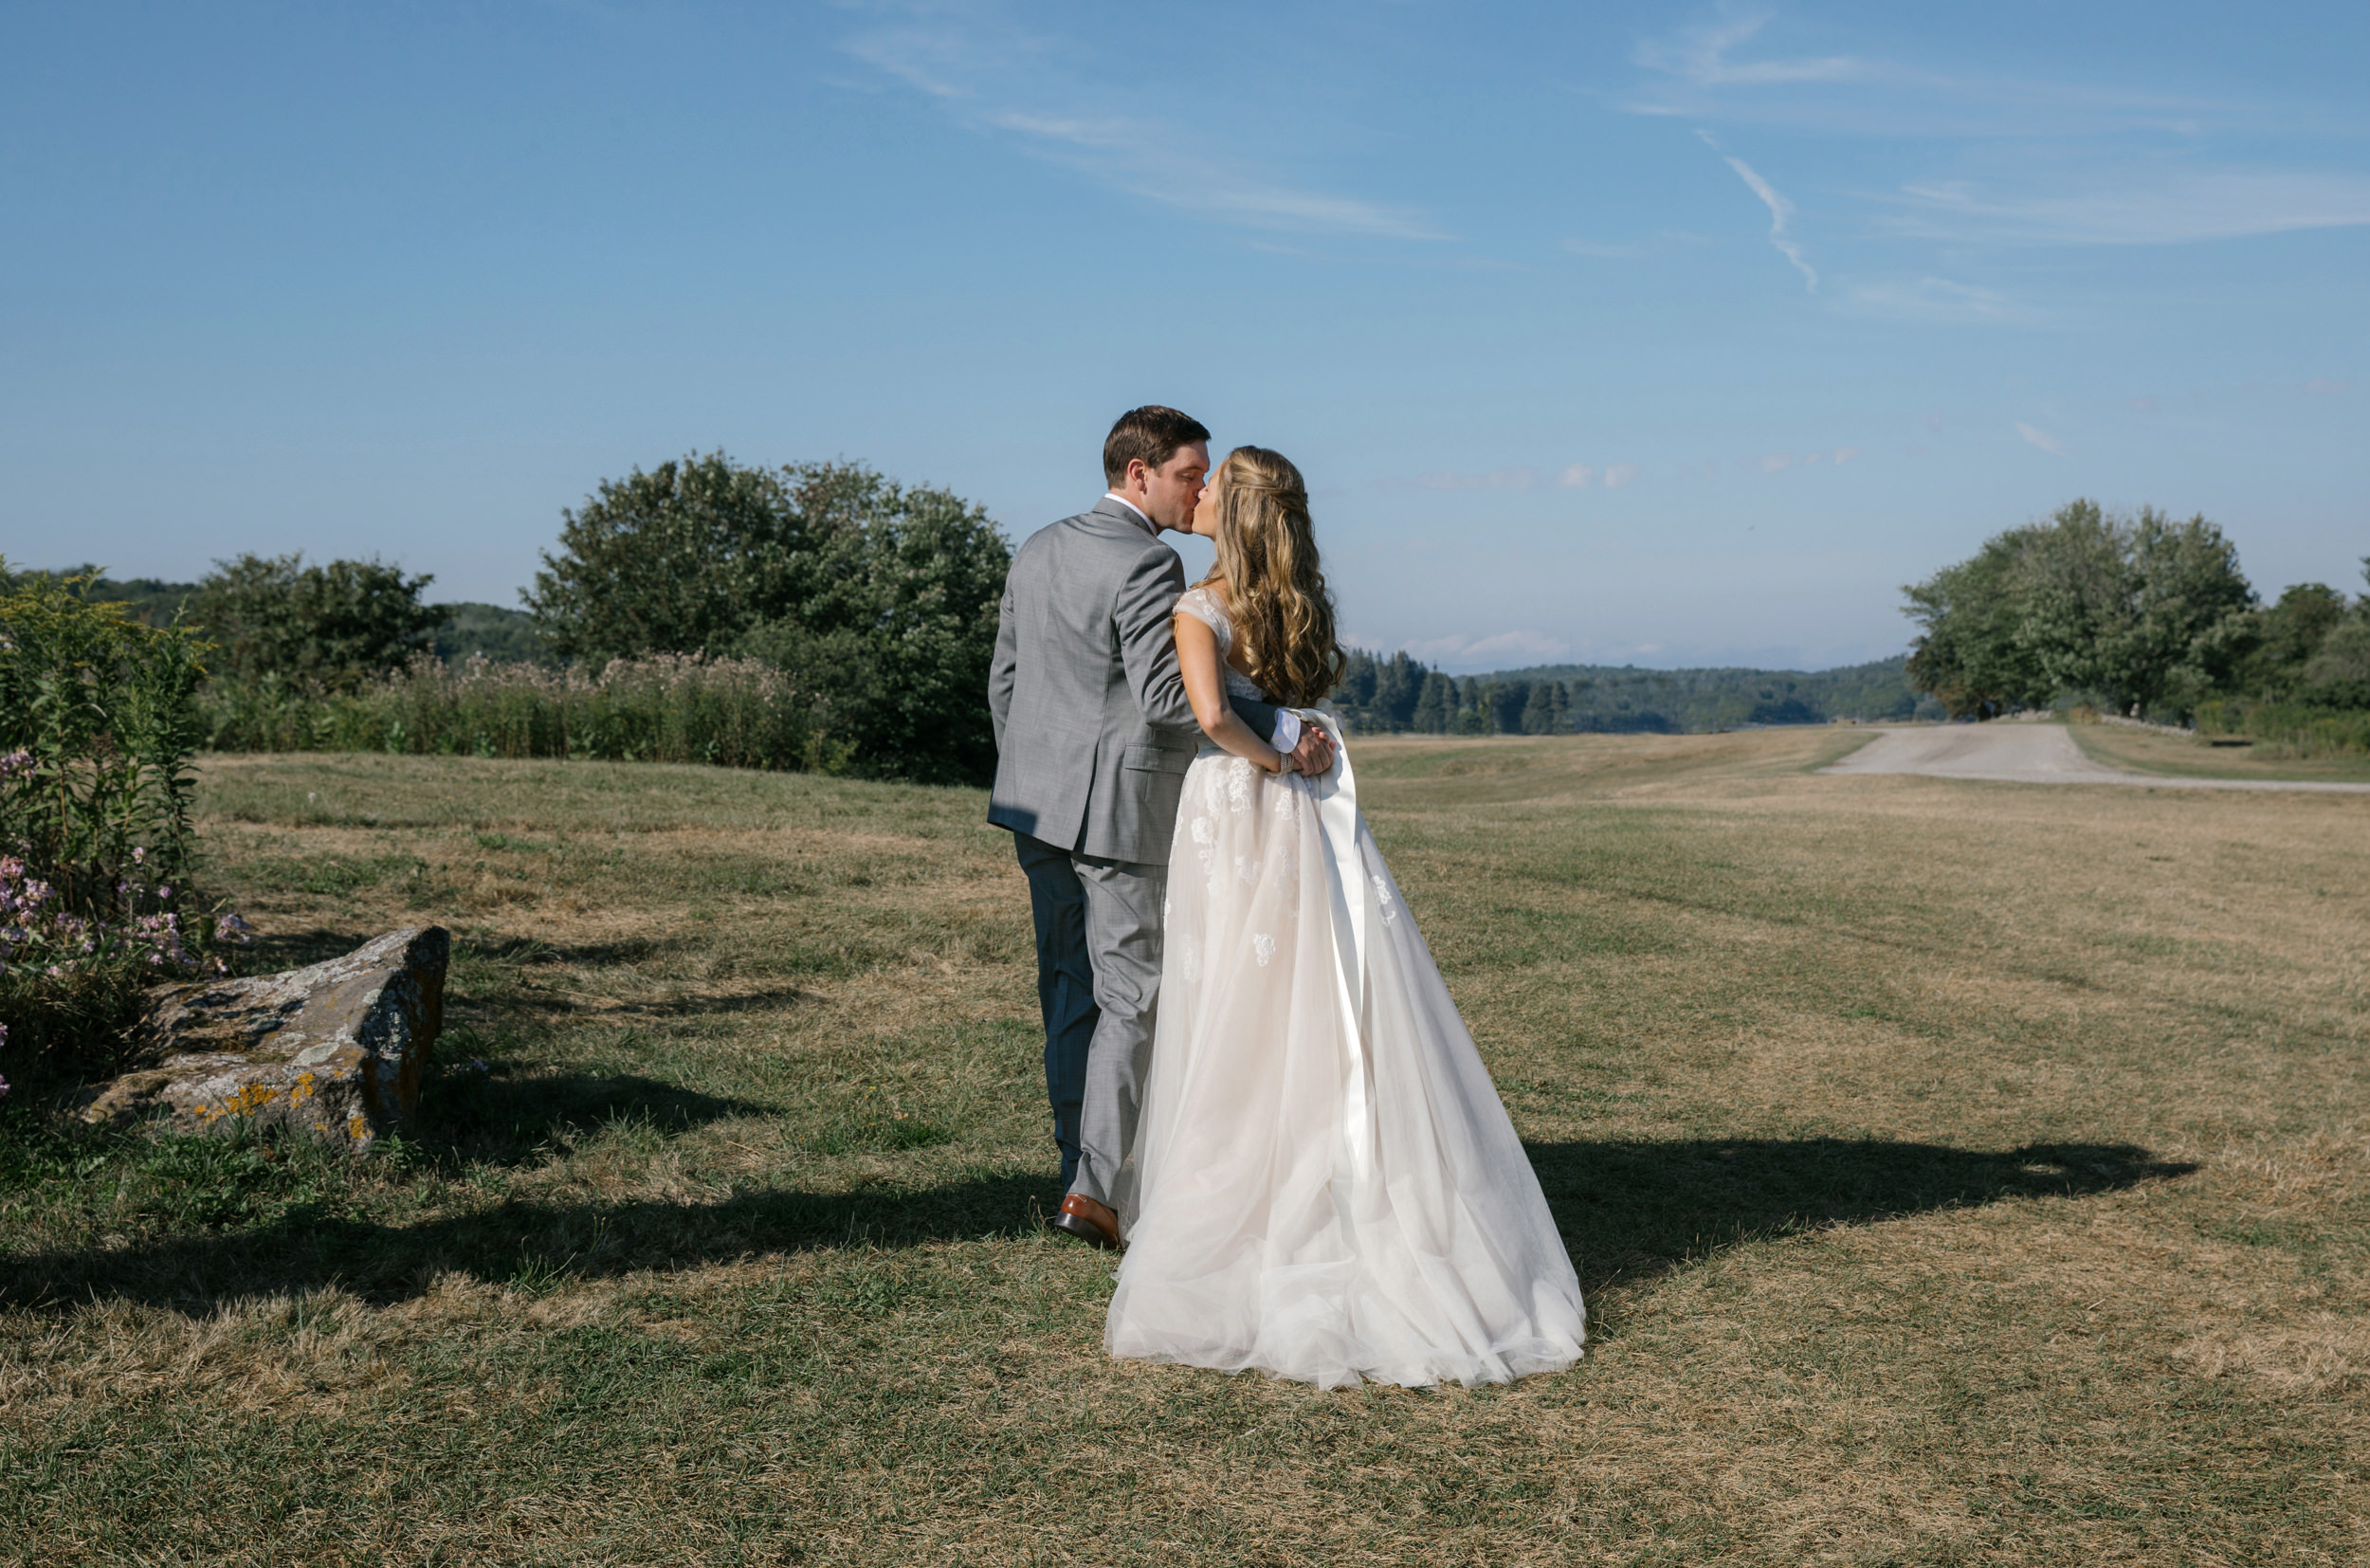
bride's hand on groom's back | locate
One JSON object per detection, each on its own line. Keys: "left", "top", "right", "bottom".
{"left": 1285, "top": 727, "right": 1333, "bottom": 776}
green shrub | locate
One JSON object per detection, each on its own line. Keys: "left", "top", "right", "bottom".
{"left": 193, "top": 553, "right": 442, "bottom": 693}
{"left": 2195, "top": 698, "right": 2370, "bottom": 757}
{"left": 0, "top": 565, "right": 240, "bottom": 1070}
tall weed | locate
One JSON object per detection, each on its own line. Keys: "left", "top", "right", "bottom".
{"left": 205, "top": 653, "right": 851, "bottom": 773}
{"left": 2194, "top": 697, "right": 2370, "bottom": 757}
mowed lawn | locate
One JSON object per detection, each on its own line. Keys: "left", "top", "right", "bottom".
{"left": 4, "top": 730, "right": 2367, "bottom": 1565}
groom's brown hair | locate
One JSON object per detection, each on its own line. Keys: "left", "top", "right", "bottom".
{"left": 1103, "top": 406, "right": 1212, "bottom": 486}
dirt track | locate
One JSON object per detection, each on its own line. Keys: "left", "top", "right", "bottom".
{"left": 1819, "top": 724, "right": 2370, "bottom": 793}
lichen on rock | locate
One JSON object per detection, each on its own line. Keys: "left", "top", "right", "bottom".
{"left": 79, "top": 927, "right": 449, "bottom": 1153}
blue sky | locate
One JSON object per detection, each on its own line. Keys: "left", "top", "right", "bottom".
{"left": 5, "top": 2, "right": 2365, "bottom": 670}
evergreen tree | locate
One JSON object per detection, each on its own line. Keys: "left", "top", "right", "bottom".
{"left": 1374, "top": 651, "right": 1424, "bottom": 729}
{"left": 1521, "top": 680, "right": 1557, "bottom": 734}
{"left": 1411, "top": 671, "right": 1454, "bottom": 733}
{"left": 1455, "top": 677, "right": 1490, "bottom": 735}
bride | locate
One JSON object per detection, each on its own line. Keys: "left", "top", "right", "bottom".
{"left": 1104, "top": 446, "right": 1586, "bottom": 1390}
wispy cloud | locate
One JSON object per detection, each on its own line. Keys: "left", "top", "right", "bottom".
{"left": 1629, "top": 9, "right": 2362, "bottom": 292}
{"left": 841, "top": 6, "right": 1446, "bottom": 240}
{"left": 1884, "top": 170, "right": 2370, "bottom": 246}
{"left": 1636, "top": 13, "right": 1869, "bottom": 91}
{"left": 1628, "top": 11, "right": 2232, "bottom": 137}
{"left": 2014, "top": 422, "right": 2066, "bottom": 454}
{"left": 1556, "top": 465, "right": 1595, "bottom": 488}
{"left": 2305, "top": 378, "right": 2354, "bottom": 394}
{"left": 1842, "top": 277, "right": 2035, "bottom": 323}
{"left": 1605, "top": 463, "right": 1642, "bottom": 487}
{"left": 1719, "top": 153, "right": 1817, "bottom": 290}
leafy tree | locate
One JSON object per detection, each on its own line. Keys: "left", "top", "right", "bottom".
{"left": 1904, "top": 499, "right": 2256, "bottom": 720}
{"left": 2303, "top": 620, "right": 2370, "bottom": 710}
{"left": 2012, "top": 499, "right": 2129, "bottom": 699}
{"left": 737, "top": 465, "right": 1010, "bottom": 785}
{"left": 525, "top": 454, "right": 813, "bottom": 664}
{"left": 528, "top": 453, "right": 1008, "bottom": 782}
{"left": 1905, "top": 531, "right": 2048, "bottom": 718}
{"left": 193, "top": 554, "right": 441, "bottom": 693}
{"left": 2225, "top": 581, "right": 2346, "bottom": 702}
{"left": 2299, "top": 560, "right": 2370, "bottom": 709}
{"left": 2108, "top": 509, "right": 2255, "bottom": 712}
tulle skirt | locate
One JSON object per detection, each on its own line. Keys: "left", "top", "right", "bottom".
{"left": 1106, "top": 737, "right": 1585, "bottom": 1389}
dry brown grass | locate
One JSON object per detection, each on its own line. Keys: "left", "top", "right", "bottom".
{"left": 4, "top": 735, "right": 2367, "bottom": 1564}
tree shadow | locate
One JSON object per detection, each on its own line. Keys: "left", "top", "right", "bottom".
{"left": 1, "top": 1136, "right": 2193, "bottom": 1318}
{"left": 2, "top": 1170, "right": 1060, "bottom": 1314}
{"left": 414, "top": 1068, "right": 776, "bottom": 1167}
{"left": 1529, "top": 1137, "right": 2196, "bottom": 1294}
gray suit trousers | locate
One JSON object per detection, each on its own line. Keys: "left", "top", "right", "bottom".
{"left": 1012, "top": 831, "right": 1165, "bottom": 1210}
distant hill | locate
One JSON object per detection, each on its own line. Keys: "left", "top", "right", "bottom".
{"left": 1485, "top": 656, "right": 1935, "bottom": 731}
{"left": 1333, "top": 649, "right": 1939, "bottom": 735}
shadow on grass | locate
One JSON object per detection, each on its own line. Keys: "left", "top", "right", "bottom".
{"left": 3, "top": 1137, "right": 2190, "bottom": 1316}
{"left": 417, "top": 1069, "right": 776, "bottom": 1167}
{"left": 1530, "top": 1138, "right": 2196, "bottom": 1293}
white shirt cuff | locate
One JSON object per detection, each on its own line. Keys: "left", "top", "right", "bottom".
{"left": 1269, "top": 709, "right": 1302, "bottom": 753}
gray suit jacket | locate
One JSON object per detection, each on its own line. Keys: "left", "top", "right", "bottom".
{"left": 988, "top": 499, "right": 1281, "bottom": 864}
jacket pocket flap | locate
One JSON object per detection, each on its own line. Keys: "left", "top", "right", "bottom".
{"left": 1121, "top": 742, "right": 1190, "bottom": 772}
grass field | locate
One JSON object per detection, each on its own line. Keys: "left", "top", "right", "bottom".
{"left": 5, "top": 733, "right": 2367, "bottom": 1565}
{"left": 2065, "top": 719, "right": 2370, "bottom": 783}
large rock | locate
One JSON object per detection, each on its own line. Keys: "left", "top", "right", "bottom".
{"left": 81, "top": 927, "right": 449, "bottom": 1153}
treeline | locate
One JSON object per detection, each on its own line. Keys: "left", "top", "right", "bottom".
{"left": 1905, "top": 498, "right": 2370, "bottom": 751}
{"left": 1331, "top": 651, "right": 1930, "bottom": 735}
{"left": 22, "top": 454, "right": 1012, "bottom": 785}
{"left": 35, "top": 573, "right": 548, "bottom": 668}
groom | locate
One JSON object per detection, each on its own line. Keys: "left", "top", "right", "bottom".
{"left": 988, "top": 406, "right": 1333, "bottom": 1249}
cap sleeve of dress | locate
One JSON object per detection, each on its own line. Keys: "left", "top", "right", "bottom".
{"left": 1174, "top": 586, "right": 1231, "bottom": 655}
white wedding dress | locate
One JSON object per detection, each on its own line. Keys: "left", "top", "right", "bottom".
{"left": 1104, "top": 588, "right": 1585, "bottom": 1389}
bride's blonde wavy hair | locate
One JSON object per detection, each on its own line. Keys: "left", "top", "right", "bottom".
{"left": 1198, "top": 447, "right": 1343, "bottom": 708}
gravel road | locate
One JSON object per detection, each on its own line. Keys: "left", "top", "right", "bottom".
{"left": 1818, "top": 724, "right": 2370, "bottom": 793}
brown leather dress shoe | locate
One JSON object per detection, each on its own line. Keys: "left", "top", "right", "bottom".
{"left": 1049, "top": 1193, "right": 1123, "bottom": 1250}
